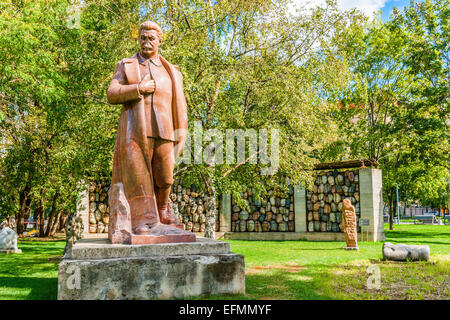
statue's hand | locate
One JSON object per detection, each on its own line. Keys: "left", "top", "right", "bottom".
{"left": 138, "top": 74, "right": 155, "bottom": 95}
{"left": 174, "top": 134, "right": 187, "bottom": 159}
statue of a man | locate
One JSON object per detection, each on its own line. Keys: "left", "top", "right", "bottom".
{"left": 106, "top": 21, "right": 194, "bottom": 244}
{"left": 342, "top": 198, "right": 358, "bottom": 249}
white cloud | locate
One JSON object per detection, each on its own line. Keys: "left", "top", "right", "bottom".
{"left": 292, "top": 0, "right": 388, "bottom": 17}
{"left": 338, "top": 0, "right": 387, "bottom": 16}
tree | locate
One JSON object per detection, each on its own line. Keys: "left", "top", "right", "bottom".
{"left": 0, "top": 0, "right": 362, "bottom": 238}
{"left": 0, "top": 0, "right": 143, "bottom": 235}
{"left": 0, "top": 0, "right": 71, "bottom": 235}
{"left": 326, "top": 0, "right": 449, "bottom": 229}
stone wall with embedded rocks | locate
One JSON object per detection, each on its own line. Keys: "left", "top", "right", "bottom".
{"left": 88, "top": 181, "right": 110, "bottom": 234}
{"left": 84, "top": 169, "right": 365, "bottom": 236}
{"left": 306, "top": 170, "right": 360, "bottom": 233}
{"left": 170, "top": 180, "right": 220, "bottom": 233}
{"left": 228, "top": 170, "right": 361, "bottom": 234}
{"left": 86, "top": 179, "right": 219, "bottom": 234}
{"left": 231, "top": 186, "right": 296, "bottom": 232}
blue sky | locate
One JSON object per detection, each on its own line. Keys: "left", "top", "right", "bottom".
{"left": 379, "top": 0, "right": 410, "bottom": 21}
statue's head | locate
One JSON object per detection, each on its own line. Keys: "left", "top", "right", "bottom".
{"left": 138, "top": 21, "right": 163, "bottom": 58}
{"left": 342, "top": 198, "right": 354, "bottom": 210}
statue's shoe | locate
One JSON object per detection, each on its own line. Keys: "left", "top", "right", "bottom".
{"left": 133, "top": 224, "right": 152, "bottom": 235}
{"left": 159, "top": 199, "right": 184, "bottom": 230}
{"left": 131, "top": 223, "right": 196, "bottom": 245}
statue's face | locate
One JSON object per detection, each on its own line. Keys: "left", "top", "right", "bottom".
{"left": 343, "top": 199, "right": 352, "bottom": 209}
{"left": 140, "top": 29, "right": 160, "bottom": 58}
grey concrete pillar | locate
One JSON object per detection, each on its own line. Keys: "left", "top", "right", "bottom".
{"left": 220, "top": 193, "right": 232, "bottom": 232}
{"left": 294, "top": 184, "right": 307, "bottom": 232}
{"left": 359, "top": 168, "right": 385, "bottom": 241}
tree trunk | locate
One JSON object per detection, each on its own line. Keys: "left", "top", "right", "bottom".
{"left": 32, "top": 205, "right": 39, "bottom": 222}
{"left": 58, "top": 212, "right": 67, "bottom": 232}
{"left": 49, "top": 209, "right": 63, "bottom": 236}
{"left": 16, "top": 185, "right": 31, "bottom": 236}
{"left": 38, "top": 205, "right": 45, "bottom": 237}
{"left": 388, "top": 188, "right": 394, "bottom": 230}
{"left": 55, "top": 195, "right": 72, "bottom": 234}
{"left": 204, "top": 185, "right": 216, "bottom": 239}
{"left": 15, "top": 213, "right": 22, "bottom": 235}
{"left": 34, "top": 189, "right": 45, "bottom": 237}
{"left": 6, "top": 216, "right": 12, "bottom": 228}
{"left": 45, "top": 193, "right": 59, "bottom": 237}
{"left": 23, "top": 199, "right": 32, "bottom": 222}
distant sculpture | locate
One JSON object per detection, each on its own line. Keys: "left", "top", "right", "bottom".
{"left": 383, "top": 242, "right": 430, "bottom": 261}
{"left": 342, "top": 198, "right": 358, "bottom": 249}
{"left": 106, "top": 21, "right": 195, "bottom": 244}
{"left": 0, "top": 226, "right": 22, "bottom": 253}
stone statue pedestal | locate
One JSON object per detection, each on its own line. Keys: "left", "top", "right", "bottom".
{"left": 130, "top": 223, "right": 196, "bottom": 245}
{"left": 57, "top": 237, "right": 245, "bottom": 300}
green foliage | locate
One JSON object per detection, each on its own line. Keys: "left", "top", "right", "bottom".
{"left": 0, "top": 0, "right": 145, "bottom": 232}
{"left": 1, "top": 0, "right": 353, "bottom": 224}
{"left": 0, "top": 0, "right": 76, "bottom": 226}
{"left": 0, "top": 0, "right": 447, "bottom": 234}
{"left": 325, "top": 0, "right": 449, "bottom": 218}
{"left": 145, "top": 0, "right": 360, "bottom": 198}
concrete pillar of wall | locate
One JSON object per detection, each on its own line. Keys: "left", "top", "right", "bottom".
{"left": 294, "top": 184, "right": 307, "bottom": 232}
{"left": 219, "top": 193, "right": 232, "bottom": 232}
{"left": 76, "top": 181, "right": 90, "bottom": 238}
{"left": 359, "top": 168, "right": 385, "bottom": 242}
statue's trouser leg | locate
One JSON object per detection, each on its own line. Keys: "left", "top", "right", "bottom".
{"left": 123, "top": 138, "right": 159, "bottom": 233}
{"left": 150, "top": 138, "right": 178, "bottom": 224}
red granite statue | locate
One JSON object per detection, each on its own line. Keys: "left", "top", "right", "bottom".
{"left": 106, "top": 21, "right": 195, "bottom": 244}
{"left": 342, "top": 198, "right": 358, "bottom": 249}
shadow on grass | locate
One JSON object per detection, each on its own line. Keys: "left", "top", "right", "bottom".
{"left": 192, "top": 268, "right": 336, "bottom": 300}
{"left": 385, "top": 240, "right": 450, "bottom": 246}
{"left": 0, "top": 241, "right": 64, "bottom": 300}
{"left": 294, "top": 248, "right": 343, "bottom": 251}
{"left": 19, "top": 237, "right": 65, "bottom": 243}
{"left": 385, "top": 229, "right": 450, "bottom": 246}
{"left": 0, "top": 276, "right": 58, "bottom": 300}
{"left": 0, "top": 251, "right": 62, "bottom": 276}
{"left": 244, "top": 270, "right": 335, "bottom": 300}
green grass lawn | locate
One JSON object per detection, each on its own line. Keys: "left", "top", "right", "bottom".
{"left": 0, "top": 224, "right": 448, "bottom": 300}
{"left": 0, "top": 239, "right": 64, "bottom": 300}
{"left": 220, "top": 224, "right": 450, "bottom": 300}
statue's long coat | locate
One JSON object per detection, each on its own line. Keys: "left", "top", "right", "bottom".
{"left": 106, "top": 54, "right": 188, "bottom": 243}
